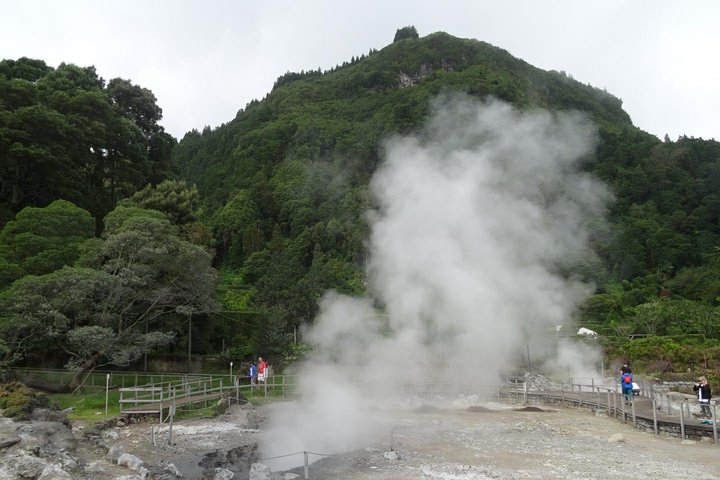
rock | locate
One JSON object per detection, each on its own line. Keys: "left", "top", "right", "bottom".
{"left": 86, "top": 460, "right": 106, "bottom": 474}
{"left": 249, "top": 462, "right": 282, "bottom": 480}
{"left": 608, "top": 433, "right": 626, "bottom": 443}
{"left": 163, "top": 463, "right": 182, "bottom": 476}
{"left": 15, "top": 420, "right": 78, "bottom": 453}
{"left": 103, "top": 429, "right": 120, "bottom": 440}
{"left": 106, "top": 445, "right": 125, "bottom": 462}
{"left": 0, "top": 435, "right": 21, "bottom": 448}
{"left": 58, "top": 451, "right": 79, "bottom": 470}
{"left": 38, "top": 463, "right": 73, "bottom": 479}
{"left": 384, "top": 450, "right": 399, "bottom": 461}
{"left": 283, "top": 473, "right": 302, "bottom": 479}
{"left": 113, "top": 475, "right": 143, "bottom": 480}
{"left": 680, "top": 439, "right": 696, "bottom": 445}
{"left": 29, "top": 408, "right": 70, "bottom": 426}
{"left": 214, "top": 467, "right": 235, "bottom": 479}
{"left": 13, "top": 454, "right": 48, "bottom": 478}
{"left": 118, "top": 452, "right": 145, "bottom": 471}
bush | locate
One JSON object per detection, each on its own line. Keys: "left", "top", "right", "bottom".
{"left": 0, "top": 382, "right": 49, "bottom": 419}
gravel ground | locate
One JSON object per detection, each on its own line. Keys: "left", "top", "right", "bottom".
{"left": 67, "top": 400, "right": 720, "bottom": 480}
{"left": 300, "top": 402, "right": 720, "bottom": 480}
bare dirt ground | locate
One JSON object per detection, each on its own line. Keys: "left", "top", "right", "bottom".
{"left": 70, "top": 400, "right": 720, "bottom": 479}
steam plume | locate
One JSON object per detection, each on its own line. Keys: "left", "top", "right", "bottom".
{"left": 259, "top": 94, "right": 610, "bottom": 467}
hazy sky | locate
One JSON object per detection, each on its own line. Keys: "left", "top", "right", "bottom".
{"left": 2, "top": 0, "right": 718, "bottom": 141}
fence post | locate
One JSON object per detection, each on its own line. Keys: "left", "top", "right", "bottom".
{"left": 304, "top": 451, "right": 309, "bottom": 479}
{"left": 607, "top": 390, "right": 611, "bottom": 414}
{"left": 578, "top": 385, "right": 583, "bottom": 407}
{"left": 105, "top": 374, "right": 110, "bottom": 415}
{"left": 159, "top": 387, "right": 164, "bottom": 424}
{"left": 679, "top": 403, "right": 686, "bottom": 439}
{"left": 712, "top": 402, "right": 717, "bottom": 445}
{"left": 652, "top": 398, "right": 658, "bottom": 435}
{"left": 631, "top": 398, "right": 637, "bottom": 428}
{"left": 168, "top": 388, "right": 176, "bottom": 445}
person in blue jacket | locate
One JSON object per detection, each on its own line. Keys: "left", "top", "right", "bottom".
{"left": 248, "top": 362, "right": 258, "bottom": 392}
{"left": 620, "top": 366, "right": 634, "bottom": 404}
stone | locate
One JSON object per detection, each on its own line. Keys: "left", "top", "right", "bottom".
{"left": 38, "top": 463, "right": 73, "bottom": 479}
{"left": 15, "top": 420, "right": 78, "bottom": 452}
{"left": 607, "top": 433, "right": 626, "bottom": 443}
{"left": 118, "top": 452, "right": 145, "bottom": 470}
{"left": 249, "top": 462, "right": 282, "bottom": 480}
{"left": 106, "top": 445, "right": 125, "bottom": 462}
{"left": 13, "top": 454, "right": 48, "bottom": 478}
{"left": 0, "top": 435, "right": 21, "bottom": 448}
{"left": 214, "top": 467, "right": 235, "bottom": 479}
{"left": 384, "top": 450, "right": 399, "bottom": 461}
{"left": 86, "top": 461, "right": 106, "bottom": 473}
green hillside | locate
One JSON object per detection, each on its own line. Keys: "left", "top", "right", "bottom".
{"left": 173, "top": 30, "right": 720, "bottom": 372}
{"left": 2, "top": 29, "right": 719, "bottom": 377}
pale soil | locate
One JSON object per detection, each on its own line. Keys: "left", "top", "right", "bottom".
{"left": 74, "top": 401, "right": 720, "bottom": 479}
{"left": 305, "top": 403, "right": 720, "bottom": 480}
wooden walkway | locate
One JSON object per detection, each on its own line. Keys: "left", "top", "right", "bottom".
{"left": 118, "top": 375, "right": 247, "bottom": 417}
{"left": 120, "top": 389, "right": 233, "bottom": 415}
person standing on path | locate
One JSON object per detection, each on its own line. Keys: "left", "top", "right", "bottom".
{"left": 620, "top": 368, "right": 634, "bottom": 404}
{"left": 693, "top": 376, "right": 712, "bottom": 418}
{"left": 258, "top": 357, "right": 268, "bottom": 383}
{"left": 248, "top": 361, "right": 258, "bottom": 392}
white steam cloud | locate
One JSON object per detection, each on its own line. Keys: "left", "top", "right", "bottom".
{"left": 259, "top": 94, "right": 611, "bottom": 467}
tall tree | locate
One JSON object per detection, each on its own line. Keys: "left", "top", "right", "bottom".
{"left": 0, "top": 205, "right": 217, "bottom": 388}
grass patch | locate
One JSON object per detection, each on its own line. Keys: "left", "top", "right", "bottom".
{"left": 48, "top": 389, "right": 121, "bottom": 421}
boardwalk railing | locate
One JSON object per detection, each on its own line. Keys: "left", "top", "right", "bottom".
{"left": 119, "top": 375, "right": 235, "bottom": 418}
{"left": 119, "top": 373, "right": 300, "bottom": 420}
{"left": 507, "top": 378, "right": 718, "bottom": 444}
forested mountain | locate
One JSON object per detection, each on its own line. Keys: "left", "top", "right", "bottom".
{"left": 2, "top": 29, "right": 719, "bottom": 376}
{"left": 172, "top": 30, "right": 720, "bottom": 371}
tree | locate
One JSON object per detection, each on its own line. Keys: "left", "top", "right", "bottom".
{"left": 0, "top": 200, "right": 94, "bottom": 289}
{"left": 0, "top": 59, "right": 174, "bottom": 227}
{"left": 0, "top": 206, "right": 217, "bottom": 388}
{"left": 393, "top": 26, "right": 419, "bottom": 42}
{"left": 120, "top": 179, "right": 201, "bottom": 226}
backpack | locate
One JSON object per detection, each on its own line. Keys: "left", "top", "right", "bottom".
{"left": 622, "top": 373, "right": 632, "bottom": 384}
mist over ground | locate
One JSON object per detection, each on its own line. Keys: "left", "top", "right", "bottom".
{"left": 259, "top": 95, "right": 611, "bottom": 467}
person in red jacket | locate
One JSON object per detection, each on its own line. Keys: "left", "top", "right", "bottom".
{"left": 258, "top": 357, "right": 268, "bottom": 383}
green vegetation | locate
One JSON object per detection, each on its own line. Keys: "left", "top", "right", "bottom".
{"left": 0, "top": 382, "right": 48, "bottom": 418}
{"left": 48, "top": 390, "right": 120, "bottom": 421}
{"left": 1, "top": 29, "right": 719, "bottom": 382}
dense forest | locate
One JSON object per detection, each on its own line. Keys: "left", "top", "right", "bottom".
{"left": 2, "top": 27, "right": 719, "bottom": 381}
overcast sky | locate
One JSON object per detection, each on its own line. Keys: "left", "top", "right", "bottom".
{"left": 2, "top": 0, "right": 718, "bottom": 141}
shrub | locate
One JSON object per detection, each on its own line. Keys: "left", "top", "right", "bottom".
{"left": 0, "top": 382, "right": 49, "bottom": 419}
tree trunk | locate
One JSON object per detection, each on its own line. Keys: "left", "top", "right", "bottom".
{"left": 67, "top": 352, "right": 103, "bottom": 392}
